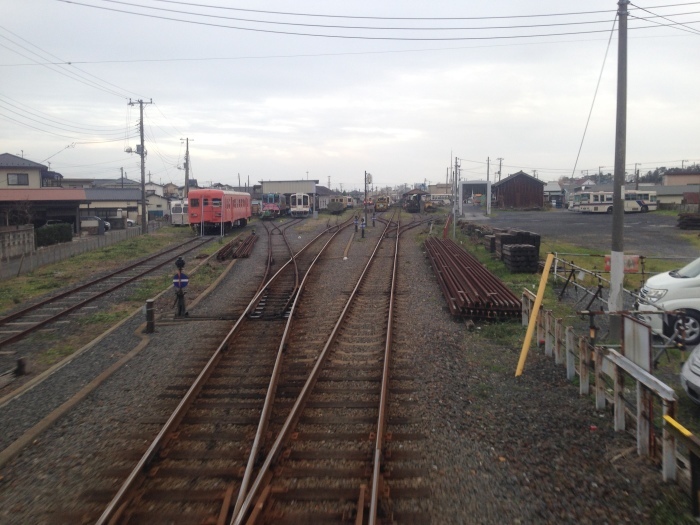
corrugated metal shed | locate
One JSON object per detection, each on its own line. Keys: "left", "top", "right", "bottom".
{"left": 261, "top": 180, "right": 318, "bottom": 194}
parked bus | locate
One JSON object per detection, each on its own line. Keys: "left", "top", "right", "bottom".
{"left": 429, "top": 194, "right": 451, "bottom": 205}
{"left": 576, "top": 190, "right": 657, "bottom": 213}
{"left": 170, "top": 199, "right": 189, "bottom": 226}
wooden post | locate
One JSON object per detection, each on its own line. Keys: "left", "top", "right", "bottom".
{"left": 566, "top": 327, "right": 575, "bottom": 380}
{"left": 637, "top": 383, "right": 651, "bottom": 456}
{"left": 614, "top": 366, "right": 625, "bottom": 431}
{"left": 595, "top": 348, "right": 606, "bottom": 409}
{"left": 579, "top": 336, "right": 590, "bottom": 395}
{"left": 545, "top": 311, "right": 553, "bottom": 358}
{"left": 554, "top": 318, "right": 563, "bottom": 365}
{"left": 662, "top": 400, "right": 677, "bottom": 482}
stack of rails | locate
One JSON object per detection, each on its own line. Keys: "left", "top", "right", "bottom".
{"left": 502, "top": 244, "right": 539, "bottom": 273}
{"left": 678, "top": 213, "right": 700, "bottom": 230}
{"left": 425, "top": 237, "right": 522, "bottom": 320}
{"left": 232, "top": 232, "right": 258, "bottom": 258}
{"left": 216, "top": 232, "right": 259, "bottom": 261}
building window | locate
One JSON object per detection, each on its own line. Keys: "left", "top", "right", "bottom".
{"left": 8, "top": 173, "right": 29, "bottom": 186}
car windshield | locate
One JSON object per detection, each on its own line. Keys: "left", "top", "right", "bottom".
{"left": 677, "top": 257, "right": 700, "bottom": 278}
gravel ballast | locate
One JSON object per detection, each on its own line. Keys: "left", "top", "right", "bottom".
{"left": 0, "top": 216, "right": 692, "bottom": 524}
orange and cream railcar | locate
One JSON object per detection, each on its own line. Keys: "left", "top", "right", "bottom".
{"left": 188, "top": 188, "right": 251, "bottom": 234}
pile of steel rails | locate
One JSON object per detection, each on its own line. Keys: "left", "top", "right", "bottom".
{"left": 424, "top": 237, "right": 522, "bottom": 320}
{"left": 217, "top": 232, "right": 259, "bottom": 261}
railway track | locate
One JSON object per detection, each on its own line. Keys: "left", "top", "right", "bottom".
{"left": 90, "top": 218, "right": 352, "bottom": 525}
{"left": 231, "top": 209, "right": 430, "bottom": 524}
{"left": 0, "top": 237, "right": 212, "bottom": 369}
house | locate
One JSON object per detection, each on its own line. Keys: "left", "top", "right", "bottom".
{"left": 543, "top": 181, "right": 564, "bottom": 207}
{"left": 492, "top": 171, "right": 546, "bottom": 209}
{"left": 663, "top": 172, "right": 700, "bottom": 186}
{"left": 0, "top": 153, "right": 61, "bottom": 189}
{"left": 315, "top": 185, "right": 332, "bottom": 211}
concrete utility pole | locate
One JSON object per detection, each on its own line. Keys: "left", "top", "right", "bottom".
{"left": 128, "top": 98, "right": 153, "bottom": 234}
{"left": 364, "top": 171, "right": 372, "bottom": 225}
{"left": 610, "top": 0, "right": 630, "bottom": 338}
{"left": 497, "top": 157, "right": 504, "bottom": 182}
{"left": 486, "top": 157, "right": 491, "bottom": 216}
{"left": 634, "top": 162, "right": 639, "bottom": 190}
{"left": 181, "top": 138, "right": 191, "bottom": 198}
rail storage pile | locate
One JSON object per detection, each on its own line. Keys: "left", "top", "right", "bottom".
{"left": 424, "top": 237, "right": 521, "bottom": 320}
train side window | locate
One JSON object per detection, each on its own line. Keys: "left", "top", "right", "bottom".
{"left": 212, "top": 198, "right": 222, "bottom": 207}
{"left": 190, "top": 198, "right": 199, "bottom": 207}
{"left": 203, "top": 198, "right": 209, "bottom": 206}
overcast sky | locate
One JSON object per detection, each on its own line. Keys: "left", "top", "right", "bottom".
{"left": 2, "top": 1, "right": 699, "bottom": 191}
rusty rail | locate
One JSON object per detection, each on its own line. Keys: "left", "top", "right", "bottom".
{"left": 424, "top": 237, "right": 521, "bottom": 320}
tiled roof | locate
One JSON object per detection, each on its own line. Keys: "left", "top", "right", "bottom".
{"left": 0, "top": 188, "right": 85, "bottom": 201}
{"left": 0, "top": 153, "right": 47, "bottom": 169}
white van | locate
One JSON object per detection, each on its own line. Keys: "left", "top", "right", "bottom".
{"left": 637, "top": 256, "right": 700, "bottom": 346}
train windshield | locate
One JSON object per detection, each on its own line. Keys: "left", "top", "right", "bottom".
{"left": 183, "top": 205, "right": 188, "bottom": 212}
{"left": 172, "top": 205, "right": 182, "bottom": 214}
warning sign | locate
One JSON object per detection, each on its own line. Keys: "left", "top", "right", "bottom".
{"left": 604, "top": 255, "right": 640, "bottom": 273}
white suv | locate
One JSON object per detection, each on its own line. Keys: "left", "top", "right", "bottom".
{"left": 637, "top": 256, "right": 700, "bottom": 346}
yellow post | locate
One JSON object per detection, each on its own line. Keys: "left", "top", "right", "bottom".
{"left": 516, "top": 253, "right": 554, "bottom": 377}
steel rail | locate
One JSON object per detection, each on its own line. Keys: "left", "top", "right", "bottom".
{"left": 94, "top": 221, "right": 340, "bottom": 525}
{"left": 369, "top": 211, "right": 402, "bottom": 524}
{"left": 0, "top": 237, "right": 213, "bottom": 349}
{"left": 232, "top": 219, "right": 353, "bottom": 517}
{"left": 231, "top": 209, "right": 398, "bottom": 525}
{"left": 0, "top": 237, "right": 204, "bottom": 326}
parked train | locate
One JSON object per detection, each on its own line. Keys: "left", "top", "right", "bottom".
{"left": 170, "top": 198, "right": 189, "bottom": 226}
{"left": 289, "top": 193, "right": 311, "bottom": 217}
{"left": 260, "top": 193, "right": 288, "bottom": 219}
{"left": 188, "top": 188, "right": 251, "bottom": 234}
{"left": 327, "top": 195, "right": 348, "bottom": 215}
{"left": 374, "top": 196, "right": 391, "bottom": 212}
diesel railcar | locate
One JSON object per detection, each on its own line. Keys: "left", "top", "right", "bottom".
{"left": 289, "top": 193, "right": 311, "bottom": 218}
{"left": 260, "top": 193, "right": 288, "bottom": 219}
{"left": 188, "top": 188, "right": 251, "bottom": 234}
{"left": 170, "top": 199, "right": 189, "bottom": 226}
{"left": 374, "top": 196, "right": 390, "bottom": 212}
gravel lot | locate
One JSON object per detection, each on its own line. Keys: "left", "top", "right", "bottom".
{"left": 0, "top": 213, "right": 694, "bottom": 524}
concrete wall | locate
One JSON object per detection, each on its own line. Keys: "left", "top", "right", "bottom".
{"left": 0, "top": 225, "right": 35, "bottom": 260}
{"left": 0, "top": 224, "right": 160, "bottom": 281}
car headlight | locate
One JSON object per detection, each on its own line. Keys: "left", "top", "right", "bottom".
{"left": 643, "top": 288, "right": 667, "bottom": 303}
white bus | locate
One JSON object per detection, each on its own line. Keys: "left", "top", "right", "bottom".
{"left": 429, "top": 194, "right": 451, "bottom": 205}
{"left": 576, "top": 190, "right": 657, "bottom": 213}
{"left": 170, "top": 199, "right": 189, "bottom": 226}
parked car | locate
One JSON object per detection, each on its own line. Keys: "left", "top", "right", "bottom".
{"left": 81, "top": 216, "right": 111, "bottom": 231}
{"left": 637, "top": 256, "right": 700, "bottom": 346}
{"left": 126, "top": 218, "right": 135, "bottom": 227}
{"left": 42, "top": 219, "right": 66, "bottom": 227}
{"left": 681, "top": 345, "right": 700, "bottom": 405}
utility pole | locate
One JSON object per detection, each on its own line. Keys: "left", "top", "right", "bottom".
{"left": 497, "top": 157, "right": 504, "bottom": 182}
{"left": 181, "top": 138, "right": 191, "bottom": 198}
{"left": 364, "top": 171, "right": 371, "bottom": 225}
{"left": 682, "top": 159, "right": 688, "bottom": 169}
{"left": 486, "top": 157, "right": 491, "bottom": 216}
{"left": 128, "top": 98, "right": 153, "bottom": 234}
{"left": 610, "top": 0, "right": 630, "bottom": 338}
{"left": 634, "top": 162, "right": 639, "bottom": 190}
{"left": 120, "top": 167, "right": 124, "bottom": 189}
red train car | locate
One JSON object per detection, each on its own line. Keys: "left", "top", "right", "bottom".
{"left": 188, "top": 189, "right": 251, "bottom": 234}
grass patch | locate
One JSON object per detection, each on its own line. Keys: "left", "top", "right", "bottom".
{"left": 0, "top": 226, "right": 196, "bottom": 315}
{"left": 37, "top": 344, "right": 76, "bottom": 366}
{"left": 75, "top": 310, "right": 128, "bottom": 326}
